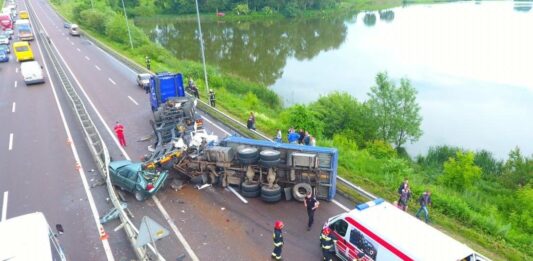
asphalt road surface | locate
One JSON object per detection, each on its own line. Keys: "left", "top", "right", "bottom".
{"left": 21, "top": 0, "right": 361, "bottom": 260}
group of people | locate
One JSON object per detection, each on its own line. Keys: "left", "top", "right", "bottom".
{"left": 395, "top": 178, "right": 433, "bottom": 223}
{"left": 285, "top": 128, "right": 316, "bottom": 146}
{"left": 187, "top": 77, "right": 216, "bottom": 107}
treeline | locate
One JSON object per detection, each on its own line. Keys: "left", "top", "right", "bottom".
{"left": 106, "top": 0, "right": 340, "bottom": 17}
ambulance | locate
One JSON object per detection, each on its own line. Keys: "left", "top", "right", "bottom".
{"left": 323, "top": 198, "right": 490, "bottom": 261}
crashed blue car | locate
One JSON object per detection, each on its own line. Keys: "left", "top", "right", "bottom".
{"left": 0, "top": 50, "right": 9, "bottom": 62}
{"left": 109, "top": 160, "right": 168, "bottom": 201}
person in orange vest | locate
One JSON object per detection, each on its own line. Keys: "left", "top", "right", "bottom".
{"left": 272, "top": 220, "right": 284, "bottom": 260}
{"left": 114, "top": 121, "right": 126, "bottom": 147}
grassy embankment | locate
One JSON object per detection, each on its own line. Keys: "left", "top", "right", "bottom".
{"left": 52, "top": 1, "right": 531, "bottom": 260}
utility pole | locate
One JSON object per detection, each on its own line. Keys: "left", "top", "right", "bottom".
{"left": 194, "top": 0, "right": 210, "bottom": 95}
{"left": 120, "top": 0, "right": 134, "bottom": 49}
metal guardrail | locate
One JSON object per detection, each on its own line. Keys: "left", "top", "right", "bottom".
{"left": 76, "top": 24, "right": 377, "bottom": 202}
{"left": 29, "top": 5, "right": 163, "bottom": 261}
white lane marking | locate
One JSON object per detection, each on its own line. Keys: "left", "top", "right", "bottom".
{"left": 1, "top": 191, "right": 7, "bottom": 222}
{"left": 76, "top": 48, "right": 81, "bottom": 52}
{"left": 108, "top": 78, "right": 116, "bottom": 85}
{"left": 70, "top": 42, "right": 74, "bottom": 45}
{"left": 14, "top": 81, "right": 17, "bottom": 88}
{"left": 67, "top": 37, "right": 70, "bottom": 41}
{"left": 152, "top": 197, "right": 200, "bottom": 261}
{"left": 95, "top": 65, "right": 101, "bottom": 71}
{"left": 39, "top": 9, "right": 194, "bottom": 258}
{"left": 84, "top": 56, "right": 90, "bottom": 61}
{"left": 62, "top": 32, "right": 65, "bottom": 36}
{"left": 332, "top": 199, "right": 350, "bottom": 212}
{"left": 226, "top": 186, "right": 248, "bottom": 204}
{"left": 27, "top": 1, "right": 115, "bottom": 259}
{"left": 12, "top": 102, "right": 15, "bottom": 113}
{"left": 8, "top": 133, "right": 13, "bottom": 151}
{"left": 200, "top": 115, "right": 230, "bottom": 135}
{"left": 127, "top": 96, "right": 138, "bottom": 105}
{"left": 15, "top": 67, "right": 18, "bottom": 73}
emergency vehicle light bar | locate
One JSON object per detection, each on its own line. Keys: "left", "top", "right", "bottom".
{"left": 355, "top": 198, "right": 384, "bottom": 211}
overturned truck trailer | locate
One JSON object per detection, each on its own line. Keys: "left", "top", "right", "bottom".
{"left": 173, "top": 136, "right": 338, "bottom": 203}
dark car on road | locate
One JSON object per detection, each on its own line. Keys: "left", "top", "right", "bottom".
{"left": 109, "top": 160, "right": 168, "bottom": 201}
{"left": 0, "top": 49, "right": 8, "bottom": 63}
{"left": 0, "top": 44, "right": 11, "bottom": 54}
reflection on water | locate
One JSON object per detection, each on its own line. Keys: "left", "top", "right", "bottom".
{"left": 137, "top": 1, "right": 533, "bottom": 158}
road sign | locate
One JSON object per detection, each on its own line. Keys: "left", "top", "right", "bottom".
{"left": 135, "top": 216, "right": 169, "bottom": 247}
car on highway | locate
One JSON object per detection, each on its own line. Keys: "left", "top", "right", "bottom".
{"left": 109, "top": 160, "right": 168, "bottom": 201}
{"left": 0, "top": 44, "right": 10, "bottom": 53}
{"left": 19, "top": 10, "right": 29, "bottom": 20}
{"left": 69, "top": 24, "right": 80, "bottom": 36}
{"left": 3, "top": 28, "right": 13, "bottom": 39}
{"left": 0, "top": 33, "right": 9, "bottom": 45}
{"left": 136, "top": 73, "right": 151, "bottom": 89}
{"left": 13, "top": 41, "right": 33, "bottom": 62}
{"left": 20, "top": 61, "right": 45, "bottom": 85}
{"left": 0, "top": 49, "right": 8, "bottom": 62}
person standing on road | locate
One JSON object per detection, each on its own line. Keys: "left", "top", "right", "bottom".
{"left": 114, "top": 121, "right": 126, "bottom": 147}
{"left": 416, "top": 190, "right": 432, "bottom": 223}
{"left": 272, "top": 220, "right": 284, "bottom": 260}
{"left": 320, "top": 227, "right": 337, "bottom": 261}
{"left": 247, "top": 112, "right": 256, "bottom": 130}
{"left": 304, "top": 191, "right": 319, "bottom": 231}
{"left": 209, "top": 89, "right": 216, "bottom": 107}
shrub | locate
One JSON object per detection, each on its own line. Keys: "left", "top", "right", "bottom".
{"left": 80, "top": 9, "right": 110, "bottom": 34}
{"left": 365, "top": 140, "right": 396, "bottom": 159}
{"left": 439, "top": 151, "right": 481, "bottom": 191}
{"left": 233, "top": 4, "right": 250, "bottom": 15}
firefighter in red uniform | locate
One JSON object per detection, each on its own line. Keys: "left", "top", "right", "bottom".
{"left": 272, "top": 220, "right": 284, "bottom": 260}
{"left": 320, "top": 227, "right": 337, "bottom": 261}
{"left": 114, "top": 121, "right": 126, "bottom": 147}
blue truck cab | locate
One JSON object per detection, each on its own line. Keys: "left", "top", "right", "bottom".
{"left": 149, "top": 72, "right": 185, "bottom": 111}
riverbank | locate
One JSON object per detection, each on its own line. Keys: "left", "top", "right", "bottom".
{"left": 53, "top": 1, "right": 531, "bottom": 260}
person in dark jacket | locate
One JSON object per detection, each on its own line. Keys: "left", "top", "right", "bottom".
{"left": 247, "top": 112, "right": 256, "bottom": 130}
{"left": 298, "top": 128, "right": 305, "bottom": 144}
{"left": 209, "top": 89, "right": 216, "bottom": 107}
{"left": 272, "top": 220, "right": 284, "bottom": 260}
{"left": 304, "top": 191, "right": 319, "bottom": 231}
{"left": 320, "top": 227, "right": 337, "bottom": 261}
{"left": 416, "top": 190, "right": 433, "bottom": 223}
{"left": 398, "top": 184, "right": 411, "bottom": 211}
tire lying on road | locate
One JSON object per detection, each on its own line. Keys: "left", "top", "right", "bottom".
{"left": 238, "top": 147, "right": 259, "bottom": 165}
{"left": 292, "top": 183, "right": 312, "bottom": 202}
{"left": 241, "top": 181, "right": 260, "bottom": 198}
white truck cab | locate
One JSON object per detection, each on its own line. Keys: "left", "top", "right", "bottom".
{"left": 323, "top": 198, "right": 490, "bottom": 261}
{"left": 20, "top": 60, "right": 45, "bottom": 85}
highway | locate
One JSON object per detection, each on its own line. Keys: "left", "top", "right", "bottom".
{"left": 7, "top": 0, "right": 360, "bottom": 259}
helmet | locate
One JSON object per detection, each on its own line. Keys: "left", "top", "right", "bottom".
{"left": 322, "top": 227, "right": 331, "bottom": 235}
{"left": 274, "top": 220, "right": 284, "bottom": 230}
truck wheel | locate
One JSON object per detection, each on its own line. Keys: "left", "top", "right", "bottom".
{"left": 134, "top": 191, "right": 145, "bottom": 202}
{"left": 238, "top": 147, "right": 258, "bottom": 164}
{"left": 241, "top": 189, "right": 260, "bottom": 198}
{"left": 261, "top": 184, "right": 281, "bottom": 197}
{"left": 259, "top": 159, "right": 280, "bottom": 168}
{"left": 292, "top": 183, "right": 312, "bottom": 202}
{"left": 190, "top": 175, "right": 204, "bottom": 185}
{"left": 241, "top": 182, "right": 260, "bottom": 193}
{"left": 260, "top": 150, "right": 280, "bottom": 162}
{"left": 261, "top": 193, "right": 282, "bottom": 203}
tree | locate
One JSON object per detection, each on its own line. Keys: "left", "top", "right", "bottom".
{"left": 500, "top": 147, "right": 533, "bottom": 189}
{"left": 279, "top": 104, "right": 323, "bottom": 138}
{"left": 367, "top": 72, "right": 422, "bottom": 149}
{"left": 439, "top": 151, "right": 482, "bottom": 190}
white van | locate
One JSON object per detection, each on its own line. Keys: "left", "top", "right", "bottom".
{"left": 69, "top": 23, "right": 80, "bottom": 36}
{"left": 20, "top": 60, "right": 45, "bottom": 85}
{"left": 323, "top": 198, "right": 490, "bottom": 261}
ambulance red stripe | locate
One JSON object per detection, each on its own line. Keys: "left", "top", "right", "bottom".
{"left": 346, "top": 217, "right": 413, "bottom": 261}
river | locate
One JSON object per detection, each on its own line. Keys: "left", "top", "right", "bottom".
{"left": 136, "top": 1, "right": 533, "bottom": 159}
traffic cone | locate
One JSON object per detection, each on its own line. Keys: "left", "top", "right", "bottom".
{"left": 99, "top": 226, "right": 108, "bottom": 240}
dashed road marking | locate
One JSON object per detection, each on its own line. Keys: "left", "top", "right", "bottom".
{"left": 1, "top": 191, "right": 7, "bottom": 222}
{"left": 14, "top": 81, "right": 17, "bottom": 88}
{"left": 127, "top": 96, "right": 138, "bottom": 105}
{"left": 95, "top": 65, "right": 101, "bottom": 71}
{"left": 15, "top": 67, "right": 18, "bottom": 73}
{"left": 70, "top": 42, "right": 74, "bottom": 45}
{"left": 76, "top": 48, "right": 81, "bottom": 52}
{"left": 85, "top": 56, "right": 90, "bottom": 61}
{"left": 8, "top": 133, "right": 13, "bottom": 151}
{"left": 108, "top": 78, "right": 116, "bottom": 85}
{"left": 12, "top": 102, "right": 15, "bottom": 113}
{"left": 332, "top": 199, "right": 350, "bottom": 212}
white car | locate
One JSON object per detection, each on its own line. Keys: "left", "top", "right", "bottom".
{"left": 0, "top": 34, "right": 9, "bottom": 45}
{"left": 20, "top": 61, "right": 45, "bottom": 85}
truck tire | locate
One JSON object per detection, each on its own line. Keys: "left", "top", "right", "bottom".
{"left": 260, "top": 150, "right": 280, "bottom": 161}
{"left": 261, "top": 184, "right": 281, "bottom": 197}
{"left": 241, "top": 182, "right": 260, "bottom": 193}
{"left": 259, "top": 159, "right": 280, "bottom": 168}
{"left": 261, "top": 193, "right": 282, "bottom": 203}
{"left": 238, "top": 147, "right": 258, "bottom": 164}
{"left": 241, "top": 189, "right": 260, "bottom": 198}
{"left": 134, "top": 191, "right": 145, "bottom": 202}
{"left": 292, "top": 183, "right": 312, "bottom": 202}
{"left": 190, "top": 175, "right": 205, "bottom": 185}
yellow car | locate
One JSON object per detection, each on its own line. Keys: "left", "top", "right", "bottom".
{"left": 19, "top": 10, "right": 29, "bottom": 19}
{"left": 13, "top": 41, "right": 34, "bottom": 62}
